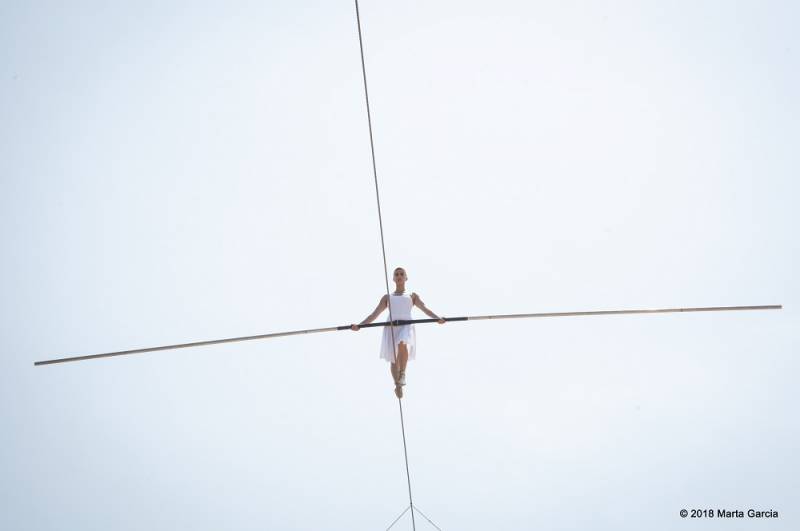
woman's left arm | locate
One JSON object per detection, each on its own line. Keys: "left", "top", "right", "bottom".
{"left": 412, "top": 293, "right": 445, "bottom": 323}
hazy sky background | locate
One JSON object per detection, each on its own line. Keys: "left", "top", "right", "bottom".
{"left": 2, "top": 1, "right": 797, "bottom": 529}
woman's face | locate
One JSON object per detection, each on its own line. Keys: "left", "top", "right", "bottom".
{"left": 393, "top": 269, "right": 407, "bottom": 283}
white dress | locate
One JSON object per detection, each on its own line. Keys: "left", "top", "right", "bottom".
{"left": 380, "top": 293, "right": 417, "bottom": 363}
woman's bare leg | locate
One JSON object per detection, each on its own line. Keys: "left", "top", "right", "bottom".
{"left": 390, "top": 362, "right": 399, "bottom": 383}
{"left": 396, "top": 342, "right": 409, "bottom": 387}
{"left": 398, "top": 342, "right": 409, "bottom": 373}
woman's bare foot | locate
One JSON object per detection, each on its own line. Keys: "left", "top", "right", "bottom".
{"left": 394, "top": 385, "right": 403, "bottom": 399}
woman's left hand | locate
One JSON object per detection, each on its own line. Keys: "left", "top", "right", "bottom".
{"left": 437, "top": 317, "right": 446, "bottom": 324}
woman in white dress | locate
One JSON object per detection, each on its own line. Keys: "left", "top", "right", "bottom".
{"left": 351, "top": 267, "right": 445, "bottom": 398}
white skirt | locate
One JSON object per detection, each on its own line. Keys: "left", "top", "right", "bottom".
{"left": 380, "top": 324, "right": 416, "bottom": 362}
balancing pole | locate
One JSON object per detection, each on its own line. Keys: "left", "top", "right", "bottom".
{"left": 34, "top": 304, "right": 781, "bottom": 366}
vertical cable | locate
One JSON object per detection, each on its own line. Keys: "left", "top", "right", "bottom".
{"left": 353, "top": 1, "right": 416, "bottom": 529}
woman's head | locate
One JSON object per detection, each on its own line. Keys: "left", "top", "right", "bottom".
{"left": 393, "top": 267, "right": 407, "bottom": 283}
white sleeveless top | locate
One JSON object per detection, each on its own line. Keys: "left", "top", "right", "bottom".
{"left": 380, "top": 293, "right": 416, "bottom": 362}
{"left": 387, "top": 293, "right": 413, "bottom": 319}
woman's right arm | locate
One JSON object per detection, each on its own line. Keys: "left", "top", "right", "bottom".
{"left": 351, "top": 295, "right": 388, "bottom": 330}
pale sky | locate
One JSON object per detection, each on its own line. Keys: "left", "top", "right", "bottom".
{"left": 2, "top": 1, "right": 798, "bottom": 530}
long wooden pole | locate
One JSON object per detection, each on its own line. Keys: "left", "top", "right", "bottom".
{"left": 33, "top": 304, "right": 781, "bottom": 366}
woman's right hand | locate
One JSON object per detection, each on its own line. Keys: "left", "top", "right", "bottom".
{"left": 350, "top": 324, "right": 360, "bottom": 331}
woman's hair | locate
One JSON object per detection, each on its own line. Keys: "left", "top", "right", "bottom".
{"left": 394, "top": 267, "right": 406, "bottom": 275}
